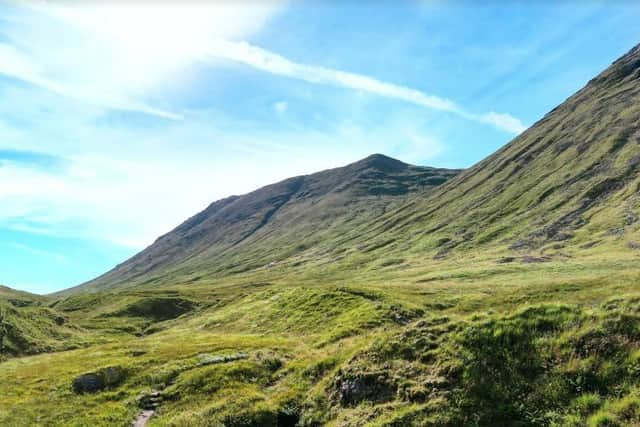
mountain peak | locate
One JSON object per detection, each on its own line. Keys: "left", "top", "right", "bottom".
{"left": 68, "top": 155, "right": 460, "bottom": 293}
{"left": 353, "top": 153, "right": 409, "bottom": 173}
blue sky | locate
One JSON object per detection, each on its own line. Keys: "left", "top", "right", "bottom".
{"left": 1, "top": 1, "right": 639, "bottom": 294}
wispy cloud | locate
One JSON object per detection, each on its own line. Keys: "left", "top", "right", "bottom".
{"left": 0, "top": 3, "right": 285, "bottom": 119}
{"left": 471, "top": 111, "right": 529, "bottom": 134}
{"left": 274, "top": 100, "right": 288, "bottom": 114}
{"left": 0, "top": 3, "right": 526, "bottom": 133}
{"left": 0, "top": 42, "right": 181, "bottom": 120}
{"left": 206, "top": 40, "right": 528, "bottom": 134}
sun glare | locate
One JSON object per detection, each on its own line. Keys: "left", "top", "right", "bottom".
{"left": 47, "top": 3, "right": 279, "bottom": 61}
{"left": 57, "top": 5, "right": 217, "bottom": 58}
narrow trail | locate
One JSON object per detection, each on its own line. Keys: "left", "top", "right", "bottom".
{"left": 129, "top": 355, "right": 247, "bottom": 426}
{"left": 132, "top": 389, "right": 162, "bottom": 426}
{"left": 132, "top": 409, "right": 154, "bottom": 427}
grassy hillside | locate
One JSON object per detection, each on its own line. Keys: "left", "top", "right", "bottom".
{"left": 69, "top": 155, "right": 460, "bottom": 294}
{"left": 2, "top": 43, "right": 640, "bottom": 427}
{"left": 315, "top": 43, "right": 640, "bottom": 266}
{"left": 0, "top": 286, "right": 92, "bottom": 359}
{"left": 65, "top": 45, "right": 640, "bottom": 298}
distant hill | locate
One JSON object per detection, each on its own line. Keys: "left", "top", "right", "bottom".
{"left": 0, "top": 285, "right": 89, "bottom": 357}
{"left": 0, "top": 285, "right": 44, "bottom": 304}
{"left": 67, "top": 154, "right": 460, "bottom": 293}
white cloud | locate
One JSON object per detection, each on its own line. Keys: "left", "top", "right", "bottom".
{"left": 207, "top": 40, "right": 458, "bottom": 111}
{"left": 1, "top": 2, "right": 525, "bottom": 134}
{"left": 205, "top": 40, "right": 528, "bottom": 134}
{"left": 0, "top": 2, "right": 285, "bottom": 118}
{"left": 476, "top": 112, "right": 528, "bottom": 134}
{"left": 1, "top": 2, "right": 526, "bottom": 133}
{"left": 0, "top": 43, "right": 182, "bottom": 119}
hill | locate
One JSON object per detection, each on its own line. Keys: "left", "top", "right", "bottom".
{"left": 0, "top": 284, "right": 44, "bottom": 305}
{"left": 0, "top": 285, "right": 90, "bottom": 358}
{"left": 66, "top": 45, "right": 640, "bottom": 295}
{"left": 68, "top": 154, "right": 460, "bottom": 293}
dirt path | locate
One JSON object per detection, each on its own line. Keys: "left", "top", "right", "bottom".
{"left": 132, "top": 409, "right": 154, "bottom": 427}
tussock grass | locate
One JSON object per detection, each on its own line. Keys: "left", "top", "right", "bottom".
{"left": 2, "top": 257, "right": 640, "bottom": 426}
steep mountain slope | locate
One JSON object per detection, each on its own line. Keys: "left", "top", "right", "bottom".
{"left": 68, "top": 43, "right": 640, "bottom": 293}
{"left": 70, "top": 155, "right": 460, "bottom": 292}
{"left": 320, "top": 43, "right": 640, "bottom": 264}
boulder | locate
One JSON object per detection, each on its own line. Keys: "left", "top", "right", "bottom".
{"left": 72, "top": 366, "right": 126, "bottom": 394}
{"left": 72, "top": 373, "right": 103, "bottom": 394}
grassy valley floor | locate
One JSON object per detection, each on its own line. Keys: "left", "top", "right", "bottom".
{"left": 2, "top": 253, "right": 640, "bottom": 426}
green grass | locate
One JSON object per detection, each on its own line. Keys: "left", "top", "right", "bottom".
{"left": 3, "top": 257, "right": 640, "bottom": 426}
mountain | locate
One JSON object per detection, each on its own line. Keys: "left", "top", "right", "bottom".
{"left": 313, "top": 43, "right": 640, "bottom": 264}
{"left": 69, "top": 43, "right": 640, "bottom": 292}
{"left": 5, "top": 42, "right": 640, "bottom": 427}
{"left": 70, "top": 154, "right": 460, "bottom": 292}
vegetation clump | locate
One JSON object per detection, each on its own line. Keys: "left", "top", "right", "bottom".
{"left": 314, "top": 299, "right": 640, "bottom": 426}
{"left": 115, "top": 297, "right": 197, "bottom": 321}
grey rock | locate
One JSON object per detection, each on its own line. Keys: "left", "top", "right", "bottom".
{"left": 337, "top": 372, "right": 396, "bottom": 406}
{"left": 72, "top": 366, "right": 126, "bottom": 394}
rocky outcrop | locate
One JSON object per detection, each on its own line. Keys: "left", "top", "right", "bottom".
{"left": 335, "top": 371, "right": 397, "bottom": 406}
{"left": 72, "top": 366, "right": 127, "bottom": 394}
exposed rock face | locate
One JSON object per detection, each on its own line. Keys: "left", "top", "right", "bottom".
{"left": 72, "top": 366, "right": 126, "bottom": 394}
{"left": 336, "top": 371, "right": 397, "bottom": 406}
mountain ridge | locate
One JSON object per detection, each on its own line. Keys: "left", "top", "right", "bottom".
{"left": 64, "top": 154, "right": 460, "bottom": 294}
{"left": 319, "top": 42, "right": 640, "bottom": 263}
{"left": 61, "top": 42, "right": 640, "bottom": 293}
